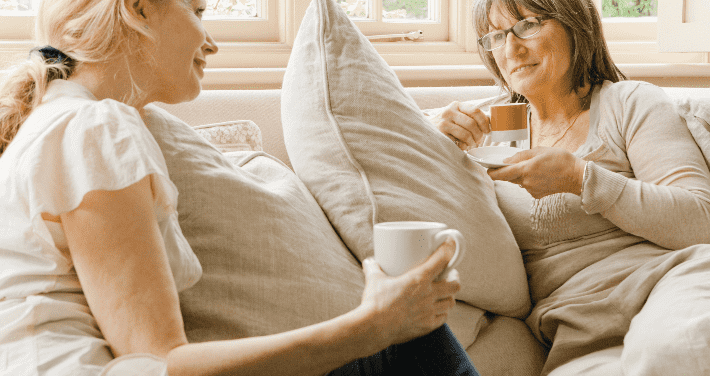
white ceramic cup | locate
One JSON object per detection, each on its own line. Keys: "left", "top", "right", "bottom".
{"left": 373, "top": 221, "right": 466, "bottom": 280}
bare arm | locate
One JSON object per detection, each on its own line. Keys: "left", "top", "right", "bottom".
{"left": 62, "top": 176, "right": 460, "bottom": 376}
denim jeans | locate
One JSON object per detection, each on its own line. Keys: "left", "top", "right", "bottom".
{"left": 326, "top": 324, "right": 481, "bottom": 376}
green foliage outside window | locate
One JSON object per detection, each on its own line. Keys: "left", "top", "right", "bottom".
{"left": 602, "top": 0, "right": 657, "bottom": 18}
{"left": 383, "top": 0, "right": 428, "bottom": 20}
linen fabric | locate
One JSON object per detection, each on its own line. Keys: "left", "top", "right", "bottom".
{"left": 490, "top": 81, "right": 710, "bottom": 375}
{"left": 281, "top": 0, "right": 530, "bottom": 317}
{"left": 142, "top": 105, "right": 366, "bottom": 342}
{"left": 0, "top": 80, "right": 200, "bottom": 375}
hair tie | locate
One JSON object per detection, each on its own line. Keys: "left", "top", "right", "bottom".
{"left": 30, "top": 46, "right": 76, "bottom": 68}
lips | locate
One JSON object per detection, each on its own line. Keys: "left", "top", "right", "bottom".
{"left": 511, "top": 64, "right": 536, "bottom": 74}
{"left": 194, "top": 58, "right": 206, "bottom": 77}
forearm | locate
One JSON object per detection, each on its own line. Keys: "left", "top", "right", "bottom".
{"left": 581, "top": 162, "right": 710, "bottom": 249}
{"left": 167, "top": 305, "right": 385, "bottom": 376}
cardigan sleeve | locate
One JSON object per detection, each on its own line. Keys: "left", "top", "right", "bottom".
{"left": 581, "top": 81, "right": 710, "bottom": 250}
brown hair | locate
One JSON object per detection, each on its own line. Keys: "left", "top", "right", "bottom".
{"left": 0, "top": 0, "right": 163, "bottom": 156}
{"left": 473, "top": 0, "right": 627, "bottom": 103}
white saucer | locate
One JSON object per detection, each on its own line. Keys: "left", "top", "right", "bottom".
{"left": 467, "top": 146, "right": 522, "bottom": 168}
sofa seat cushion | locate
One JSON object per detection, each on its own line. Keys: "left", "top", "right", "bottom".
{"left": 281, "top": 0, "right": 530, "bottom": 317}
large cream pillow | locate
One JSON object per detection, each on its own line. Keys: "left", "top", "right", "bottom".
{"left": 143, "top": 105, "right": 365, "bottom": 341}
{"left": 281, "top": 0, "right": 530, "bottom": 317}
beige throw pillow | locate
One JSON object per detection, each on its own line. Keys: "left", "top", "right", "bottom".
{"left": 143, "top": 104, "right": 364, "bottom": 341}
{"left": 281, "top": 0, "right": 530, "bottom": 317}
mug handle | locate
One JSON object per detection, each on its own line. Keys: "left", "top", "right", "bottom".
{"left": 433, "top": 229, "right": 466, "bottom": 280}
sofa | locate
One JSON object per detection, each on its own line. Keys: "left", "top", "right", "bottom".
{"left": 141, "top": 1, "right": 710, "bottom": 375}
{"left": 151, "top": 83, "right": 710, "bottom": 376}
{"left": 152, "top": 85, "right": 546, "bottom": 376}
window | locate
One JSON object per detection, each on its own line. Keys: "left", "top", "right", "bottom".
{"left": 658, "top": 0, "right": 710, "bottom": 52}
{"left": 2, "top": 0, "right": 708, "bottom": 89}
{"left": 336, "top": 0, "right": 449, "bottom": 42}
{"left": 203, "top": 0, "right": 280, "bottom": 42}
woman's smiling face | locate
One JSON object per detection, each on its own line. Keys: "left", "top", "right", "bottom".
{"left": 488, "top": 1, "right": 574, "bottom": 100}
{"left": 146, "top": 0, "right": 218, "bottom": 104}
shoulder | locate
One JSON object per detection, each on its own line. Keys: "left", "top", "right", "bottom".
{"left": 596, "top": 80, "right": 682, "bottom": 141}
{"left": 67, "top": 97, "right": 145, "bottom": 134}
{"left": 598, "top": 80, "right": 670, "bottom": 108}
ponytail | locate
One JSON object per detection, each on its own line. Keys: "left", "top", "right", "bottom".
{"left": 0, "top": 48, "right": 75, "bottom": 156}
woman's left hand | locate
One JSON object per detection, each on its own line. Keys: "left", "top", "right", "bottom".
{"left": 487, "top": 147, "right": 587, "bottom": 199}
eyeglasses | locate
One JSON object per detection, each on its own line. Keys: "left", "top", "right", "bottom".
{"left": 478, "top": 16, "right": 550, "bottom": 52}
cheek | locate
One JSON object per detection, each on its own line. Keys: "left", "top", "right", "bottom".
{"left": 492, "top": 53, "right": 508, "bottom": 79}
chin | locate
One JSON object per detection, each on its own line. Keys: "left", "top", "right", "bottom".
{"left": 160, "top": 83, "right": 201, "bottom": 105}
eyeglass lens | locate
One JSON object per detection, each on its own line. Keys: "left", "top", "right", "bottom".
{"left": 480, "top": 17, "right": 543, "bottom": 51}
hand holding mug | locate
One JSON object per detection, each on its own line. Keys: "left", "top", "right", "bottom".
{"left": 360, "top": 238, "right": 462, "bottom": 346}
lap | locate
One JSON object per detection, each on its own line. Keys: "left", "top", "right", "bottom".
{"left": 533, "top": 241, "right": 670, "bottom": 374}
{"left": 327, "top": 324, "right": 480, "bottom": 376}
{"left": 621, "top": 244, "right": 710, "bottom": 375}
{"left": 545, "top": 244, "right": 710, "bottom": 376}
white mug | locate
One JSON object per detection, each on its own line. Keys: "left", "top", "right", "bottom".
{"left": 373, "top": 221, "right": 466, "bottom": 280}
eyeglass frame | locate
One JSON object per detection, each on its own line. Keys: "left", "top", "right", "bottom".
{"left": 477, "top": 16, "right": 552, "bottom": 52}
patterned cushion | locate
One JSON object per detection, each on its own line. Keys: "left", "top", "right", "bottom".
{"left": 193, "top": 120, "right": 263, "bottom": 153}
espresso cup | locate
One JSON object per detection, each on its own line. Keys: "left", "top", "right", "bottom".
{"left": 489, "top": 103, "right": 528, "bottom": 142}
{"left": 374, "top": 221, "right": 466, "bottom": 280}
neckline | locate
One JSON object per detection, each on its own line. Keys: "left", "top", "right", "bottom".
{"left": 522, "top": 84, "right": 601, "bottom": 155}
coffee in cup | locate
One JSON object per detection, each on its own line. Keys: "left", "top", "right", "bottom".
{"left": 373, "top": 221, "right": 465, "bottom": 280}
{"left": 489, "top": 103, "right": 528, "bottom": 143}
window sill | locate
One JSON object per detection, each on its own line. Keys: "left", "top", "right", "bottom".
{"left": 199, "top": 63, "right": 710, "bottom": 90}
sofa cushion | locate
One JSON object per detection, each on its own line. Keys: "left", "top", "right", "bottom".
{"left": 281, "top": 0, "right": 529, "bottom": 316}
{"left": 143, "top": 104, "right": 365, "bottom": 341}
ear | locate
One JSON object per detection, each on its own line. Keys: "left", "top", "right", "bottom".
{"left": 128, "top": 0, "right": 158, "bottom": 22}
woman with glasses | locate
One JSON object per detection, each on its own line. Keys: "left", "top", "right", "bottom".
{"left": 431, "top": 0, "right": 710, "bottom": 375}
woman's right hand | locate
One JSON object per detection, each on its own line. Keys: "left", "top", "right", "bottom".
{"left": 359, "top": 239, "right": 461, "bottom": 347}
{"left": 430, "top": 101, "right": 491, "bottom": 150}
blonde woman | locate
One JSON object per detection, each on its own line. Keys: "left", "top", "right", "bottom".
{"left": 0, "top": 0, "right": 480, "bottom": 375}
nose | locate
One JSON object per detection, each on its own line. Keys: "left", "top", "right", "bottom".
{"left": 204, "top": 30, "right": 218, "bottom": 56}
{"left": 504, "top": 30, "right": 525, "bottom": 59}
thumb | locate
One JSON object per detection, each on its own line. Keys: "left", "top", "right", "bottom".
{"left": 503, "top": 149, "right": 532, "bottom": 164}
{"left": 417, "top": 238, "right": 455, "bottom": 281}
{"left": 458, "top": 102, "right": 484, "bottom": 117}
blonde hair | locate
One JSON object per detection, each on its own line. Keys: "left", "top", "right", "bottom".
{"left": 0, "top": 0, "right": 161, "bottom": 156}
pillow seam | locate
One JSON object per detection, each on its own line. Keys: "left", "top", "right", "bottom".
{"left": 317, "top": 0, "right": 380, "bottom": 227}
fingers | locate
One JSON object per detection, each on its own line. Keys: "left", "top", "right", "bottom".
{"left": 487, "top": 164, "right": 523, "bottom": 184}
{"left": 438, "top": 102, "right": 490, "bottom": 149}
{"left": 433, "top": 296, "right": 456, "bottom": 315}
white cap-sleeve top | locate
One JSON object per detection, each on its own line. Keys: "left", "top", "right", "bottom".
{"left": 0, "top": 80, "right": 201, "bottom": 375}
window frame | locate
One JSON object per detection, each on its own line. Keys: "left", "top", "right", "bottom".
{"left": 2, "top": 0, "right": 709, "bottom": 89}
{"left": 657, "top": 0, "right": 710, "bottom": 53}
